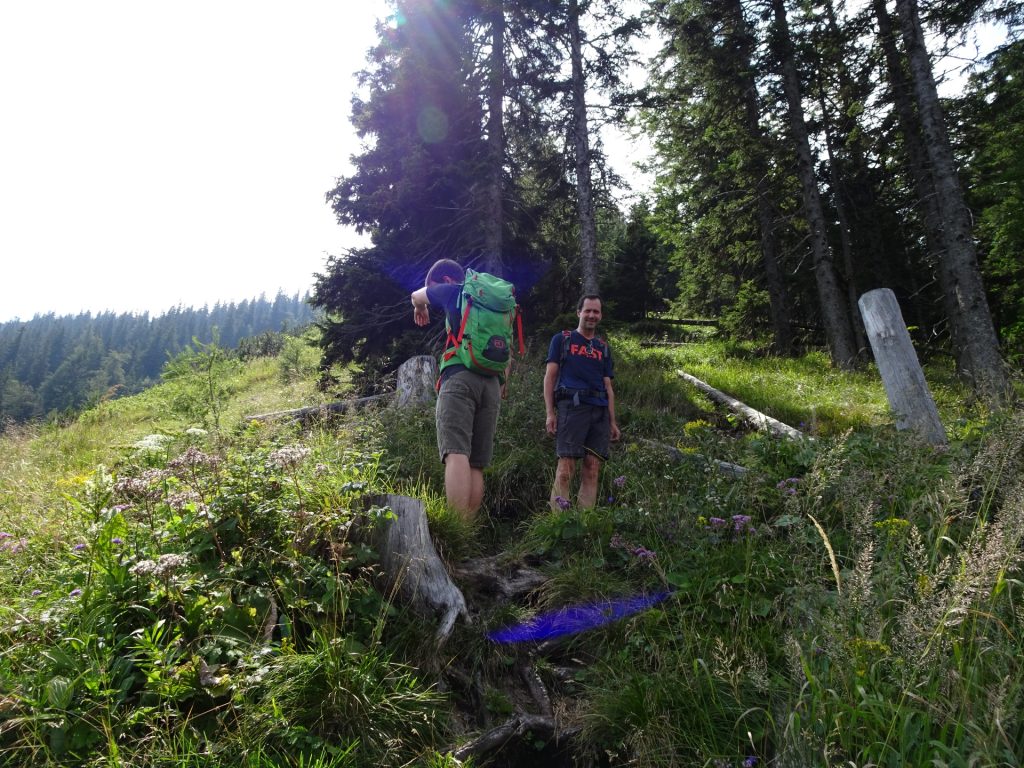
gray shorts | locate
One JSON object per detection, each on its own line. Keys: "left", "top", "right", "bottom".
{"left": 555, "top": 400, "right": 610, "bottom": 460}
{"left": 436, "top": 370, "right": 501, "bottom": 468}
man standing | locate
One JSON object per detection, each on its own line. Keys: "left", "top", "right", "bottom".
{"left": 411, "top": 259, "right": 504, "bottom": 520}
{"left": 544, "top": 295, "right": 620, "bottom": 510}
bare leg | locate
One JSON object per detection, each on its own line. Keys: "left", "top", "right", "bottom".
{"left": 550, "top": 457, "right": 578, "bottom": 510}
{"left": 444, "top": 453, "right": 480, "bottom": 520}
{"left": 578, "top": 454, "right": 602, "bottom": 509}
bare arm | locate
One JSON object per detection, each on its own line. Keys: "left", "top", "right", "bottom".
{"left": 411, "top": 287, "right": 430, "bottom": 326}
{"left": 544, "top": 362, "right": 559, "bottom": 435}
{"left": 604, "top": 376, "right": 621, "bottom": 441}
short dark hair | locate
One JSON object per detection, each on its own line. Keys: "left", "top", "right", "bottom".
{"left": 577, "top": 294, "right": 602, "bottom": 311}
{"left": 425, "top": 259, "right": 464, "bottom": 286}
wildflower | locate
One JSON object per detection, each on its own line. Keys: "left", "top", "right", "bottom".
{"left": 184, "top": 427, "right": 207, "bottom": 437}
{"left": 111, "top": 537, "right": 123, "bottom": 545}
{"left": 632, "top": 546, "right": 657, "bottom": 560}
{"left": 709, "top": 517, "right": 727, "bottom": 529}
{"left": 0, "top": 532, "right": 11, "bottom": 539}
{"left": 267, "top": 445, "right": 312, "bottom": 470}
{"left": 130, "top": 553, "right": 188, "bottom": 581}
{"left": 732, "top": 514, "right": 753, "bottom": 533}
{"left": 315, "top": 463, "right": 330, "bottom": 476}
{"left": 133, "top": 434, "right": 172, "bottom": 453}
{"left": 613, "top": 475, "right": 626, "bottom": 488}
{"left": 166, "top": 490, "right": 204, "bottom": 511}
{"left": 776, "top": 477, "right": 801, "bottom": 496}
{"left": 744, "top": 757, "right": 758, "bottom": 768}
{"left": 555, "top": 496, "right": 571, "bottom": 510}
{"left": 31, "top": 589, "right": 42, "bottom": 596}
{"left": 168, "top": 447, "right": 221, "bottom": 473}
{"left": 73, "top": 543, "right": 87, "bottom": 552}
{"left": 607, "top": 496, "right": 615, "bottom": 504}
{"left": 114, "top": 475, "right": 162, "bottom": 502}
{"left": 609, "top": 533, "right": 626, "bottom": 549}
{"left": 69, "top": 588, "right": 82, "bottom": 597}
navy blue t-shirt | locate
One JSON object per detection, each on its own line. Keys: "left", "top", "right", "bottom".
{"left": 546, "top": 330, "right": 613, "bottom": 406}
{"left": 426, "top": 282, "right": 468, "bottom": 383}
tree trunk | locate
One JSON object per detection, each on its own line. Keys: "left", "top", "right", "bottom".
{"left": 873, "top": 0, "right": 955, "bottom": 340}
{"left": 676, "top": 369, "right": 810, "bottom": 441}
{"left": 771, "top": 0, "right": 858, "bottom": 369}
{"left": 568, "top": 0, "right": 599, "bottom": 296}
{"left": 483, "top": 1, "right": 505, "bottom": 276}
{"left": 859, "top": 289, "right": 947, "bottom": 446}
{"left": 893, "top": 0, "right": 1010, "bottom": 406}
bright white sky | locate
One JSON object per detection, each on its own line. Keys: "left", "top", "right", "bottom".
{"left": 0, "top": 1, "right": 389, "bottom": 322}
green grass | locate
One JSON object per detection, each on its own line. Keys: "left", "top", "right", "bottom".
{"left": 1, "top": 336, "right": 1022, "bottom": 767}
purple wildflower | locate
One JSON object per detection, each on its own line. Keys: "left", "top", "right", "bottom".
{"left": 743, "top": 757, "right": 758, "bottom": 768}
{"left": 607, "top": 496, "right": 615, "bottom": 504}
{"left": 709, "top": 516, "right": 727, "bottom": 528}
{"left": 0, "top": 532, "right": 11, "bottom": 539}
{"left": 609, "top": 533, "right": 626, "bottom": 549}
{"left": 555, "top": 496, "right": 571, "bottom": 510}
{"left": 73, "top": 543, "right": 87, "bottom": 551}
{"left": 111, "top": 537, "right": 123, "bottom": 545}
{"left": 632, "top": 546, "right": 657, "bottom": 560}
{"left": 732, "top": 514, "right": 753, "bottom": 533}
{"left": 31, "top": 589, "right": 42, "bottom": 596}
{"left": 69, "top": 588, "right": 82, "bottom": 597}
{"left": 613, "top": 475, "right": 626, "bottom": 488}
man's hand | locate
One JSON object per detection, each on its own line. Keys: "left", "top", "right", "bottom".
{"left": 545, "top": 413, "right": 557, "bottom": 436}
{"left": 610, "top": 422, "right": 622, "bottom": 442}
{"left": 413, "top": 304, "right": 430, "bottom": 326}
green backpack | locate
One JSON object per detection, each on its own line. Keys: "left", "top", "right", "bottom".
{"left": 442, "top": 269, "right": 524, "bottom": 377}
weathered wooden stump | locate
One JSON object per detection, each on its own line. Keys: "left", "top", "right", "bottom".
{"left": 395, "top": 355, "right": 438, "bottom": 408}
{"left": 362, "top": 493, "right": 467, "bottom": 645}
{"left": 858, "top": 288, "right": 947, "bottom": 446}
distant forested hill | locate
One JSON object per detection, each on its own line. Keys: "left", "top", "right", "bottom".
{"left": 0, "top": 291, "right": 316, "bottom": 423}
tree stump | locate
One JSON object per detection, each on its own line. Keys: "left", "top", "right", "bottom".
{"left": 858, "top": 288, "right": 947, "bottom": 446}
{"left": 395, "top": 355, "right": 438, "bottom": 408}
{"left": 363, "top": 493, "right": 467, "bottom": 645}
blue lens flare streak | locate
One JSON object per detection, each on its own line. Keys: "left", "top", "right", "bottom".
{"left": 487, "top": 590, "right": 673, "bottom": 644}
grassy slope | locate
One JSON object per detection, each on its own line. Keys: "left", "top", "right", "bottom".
{"left": 1, "top": 337, "right": 1022, "bottom": 767}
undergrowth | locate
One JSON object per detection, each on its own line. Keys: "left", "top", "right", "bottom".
{"left": 1, "top": 333, "right": 1022, "bottom": 767}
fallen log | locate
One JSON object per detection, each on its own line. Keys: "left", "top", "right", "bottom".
{"left": 243, "top": 393, "right": 392, "bottom": 423}
{"left": 676, "top": 370, "right": 810, "bottom": 441}
{"left": 637, "top": 438, "right": 749, "bottom": 479}
{"left": 361, "top": 493, "right": 468, "bottom": 646}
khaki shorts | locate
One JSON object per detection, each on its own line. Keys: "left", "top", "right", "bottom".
{"left": 436, "top": 370, "right": 501, "bottom": 468}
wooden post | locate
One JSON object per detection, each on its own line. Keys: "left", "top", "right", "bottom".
{"left": 395, "top": 355, "right": 438, "bottom": 407}
{"left": 858, "top": 288, "right": 947, "bottom": 446}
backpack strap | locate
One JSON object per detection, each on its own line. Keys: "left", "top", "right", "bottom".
{"left": 442, "top": 295, "right": 473, "bottom": 363}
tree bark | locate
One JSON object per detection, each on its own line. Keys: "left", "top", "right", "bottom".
{"left": 395, "top": 355, "right": 438, "bottom": 408}
{"left": 859, "top": 289, "right": 947, "bottom": 446}
{"left": 893, "top": 0, "right": 1010, "bottom": 406}
{"left": 770, "top": 0, "right": 858, "bottom": 369}
{"left": 568, "top": 0, "right": 600, "bottom": 296}
{"left": 362, "top": 494, "right": 468, "bottom": 646}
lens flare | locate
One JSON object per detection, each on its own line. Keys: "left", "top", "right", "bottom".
{"left": 488, "top": 590, "right": 673, "bottom": 644}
